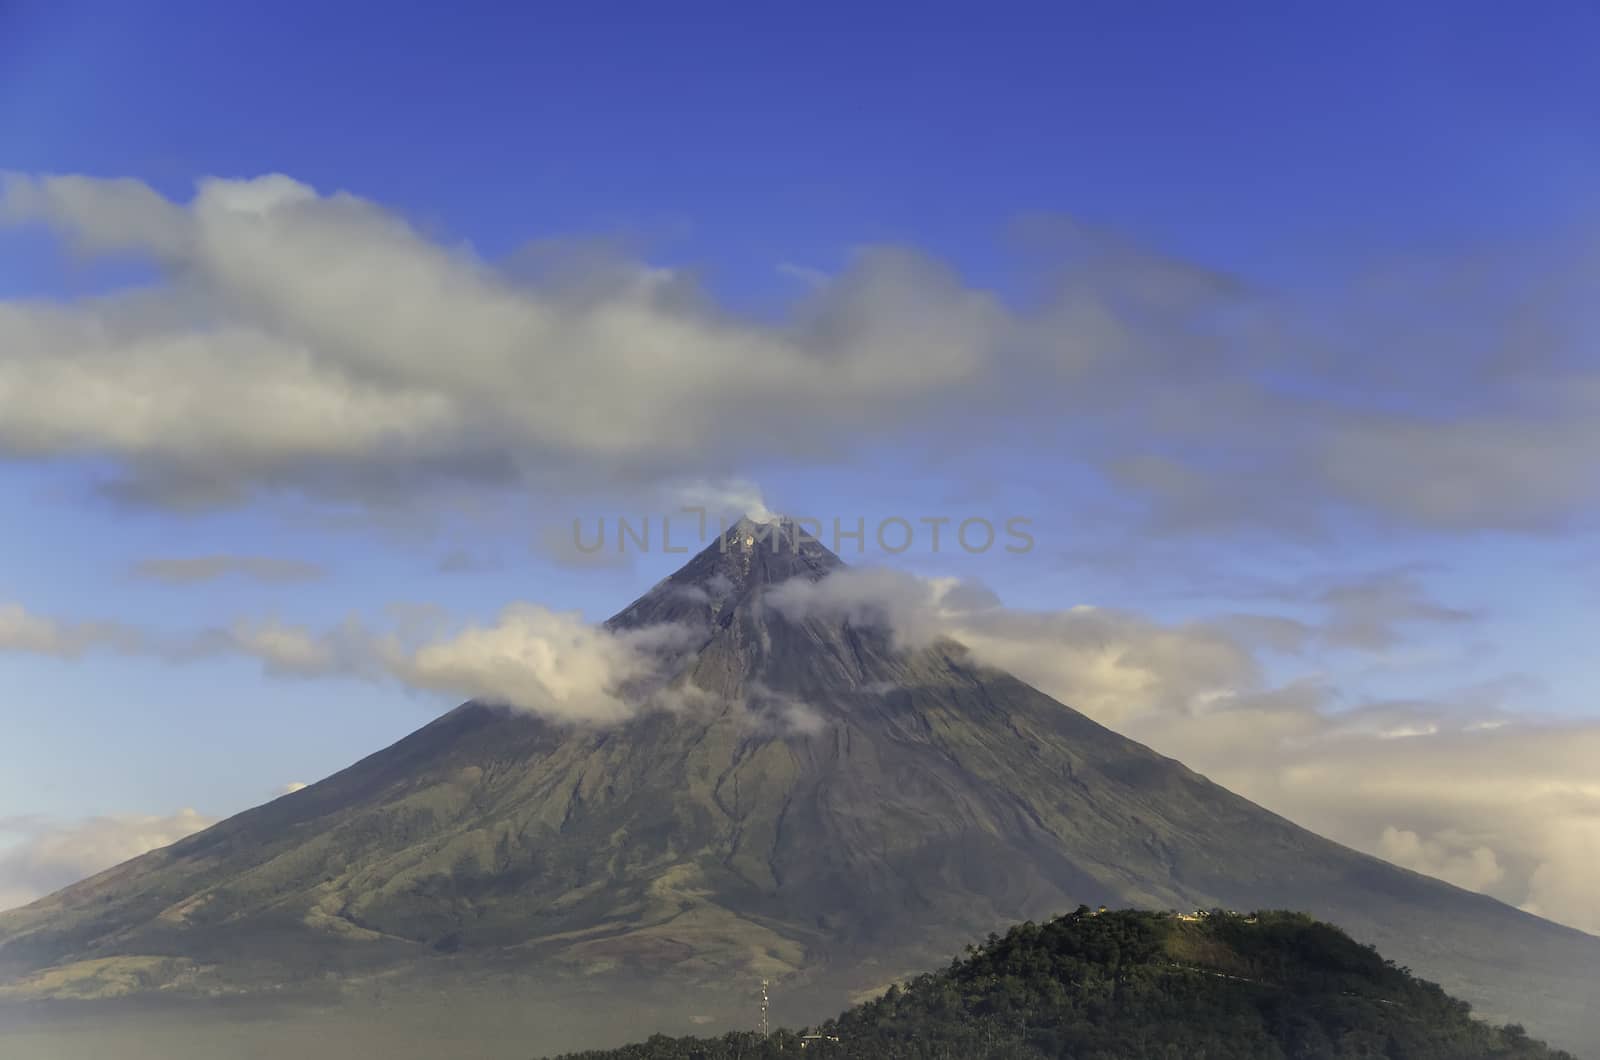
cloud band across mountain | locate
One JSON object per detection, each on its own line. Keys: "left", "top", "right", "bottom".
{"left": 4, "top": 568, "right": 1596, "bottom": 937}
{"left": 768, "top": 566, "right": 1600, "bottom": 937}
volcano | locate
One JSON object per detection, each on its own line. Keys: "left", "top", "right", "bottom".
{"left": 2, "top": 519, "right": 1597, "bottom": 1053}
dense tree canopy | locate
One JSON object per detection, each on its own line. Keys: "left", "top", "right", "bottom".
{"left": 546, "top": 909, "right": 1574, "bottom": 1059}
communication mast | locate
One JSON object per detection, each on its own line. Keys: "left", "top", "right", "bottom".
{"left": 760, "top": 977, "right": 770, "bottom": 1037}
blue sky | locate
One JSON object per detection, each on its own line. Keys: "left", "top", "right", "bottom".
{"left": 2, "top": 3, "right": 1599, "bottom": 929}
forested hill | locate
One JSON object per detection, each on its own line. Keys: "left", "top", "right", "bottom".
{"left": 547, "top": 908, "right": 1577, "bottom": 1060}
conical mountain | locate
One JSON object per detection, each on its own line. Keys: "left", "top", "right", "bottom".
{"left": 2, "top": 520, "right": 1597, "bottom": 1053}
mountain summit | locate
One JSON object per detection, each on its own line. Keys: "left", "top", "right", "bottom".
{"left": 2, "top": 534, "right": 1598, "bottom": 1052}
{"left": 608, "top": 515, "right": 841, "bottom": 632}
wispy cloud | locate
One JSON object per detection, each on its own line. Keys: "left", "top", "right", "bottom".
{"left": 776, "top": 262, "right": 829, "bottom": 288}
{"left": 1, "top": 598, "right": 702, "bottom": 726}
{"left": 0, "top": 603, "right": 146, "bottom": 658}
{"left": 2, "top": 571, "right": 1596, "bottom": 934}
{"left": 131, "top": 555, "right": 326, "bottom": 584}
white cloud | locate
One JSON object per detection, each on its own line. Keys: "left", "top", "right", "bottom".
{"left": 0, "top": 173, "right": 1018, "bottom": 509}
{"left": 768, "top": 568, "right": 1258, "bottom": 722}
{"left": 743, "top": 681, "right": 827, "bottom": 736}
{"left": 3, "top": 596, "right": 702, "bottom": 726}
{"left": 1522, "top": 817, "right": 1600, "bottom": 935}
{"left": 1377, "top": 827, "right": 1505, "bottom": 892}
{"left": 226, "top": 619, "right": 357, "bottom": 678}
{"left": 217, "top": 605, "right": 700, "bottom": 723}
{"left": 8, "top": 172, "right": 1596, "bottom": 532}
{"left": 667, "top": 477, "right": 775, "bottom": 525}
{"left": 386, "top": 604, "right": 698, "bottom": 723}
{"left": 0, "top": 810, "right": 214, "bottom": 911}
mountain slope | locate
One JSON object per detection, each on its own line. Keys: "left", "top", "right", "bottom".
{"left": 553, "top": 908, "right": 1576, "bottom": 1059}
{"left": 1, "top": 520, "right": 1596, "bottom": 1053}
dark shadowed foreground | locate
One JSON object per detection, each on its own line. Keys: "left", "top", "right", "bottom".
{"left": 0, "top": 980, "right": 746, "bottom": 1060}
{"left": 552, "top": 909, "right": 1576, "bottom": 1060}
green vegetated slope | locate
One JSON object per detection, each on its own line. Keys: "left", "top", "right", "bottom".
{"left": 551, "top": 908, "right": 1576, "bottom": 1060}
